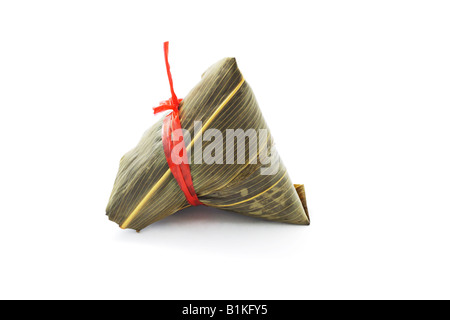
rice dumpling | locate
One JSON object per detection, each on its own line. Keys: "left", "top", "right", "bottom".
{"left": 106, "top": 46, "right": 310, "bottom": 231}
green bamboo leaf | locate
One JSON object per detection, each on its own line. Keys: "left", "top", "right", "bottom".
{"left": 106, "top": 58, "right": 310, "bottom": 231}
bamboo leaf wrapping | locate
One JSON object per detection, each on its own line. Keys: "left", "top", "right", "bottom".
{"left": 106, "top": 58, "right": 310, "bottom": 231}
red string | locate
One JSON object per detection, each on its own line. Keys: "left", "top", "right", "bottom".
{"left": 153, "top": 42, "right": 203, "bottom": 207}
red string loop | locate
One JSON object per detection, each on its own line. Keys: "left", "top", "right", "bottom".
{"left": 153, "top": 42, "right": 203, "bottom": 207}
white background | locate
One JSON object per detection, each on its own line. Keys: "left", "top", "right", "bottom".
{"left": 1, "top": 1, "right": 449, "bottom": 300}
